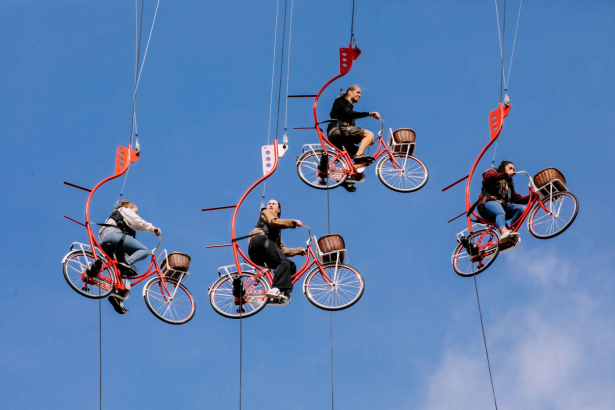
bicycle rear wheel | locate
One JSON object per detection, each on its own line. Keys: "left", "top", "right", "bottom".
{"left": 143, "top": 277, "right": 196, "bottom": 325}
{"left": 62, "top": 250, "right": 114, "bottom": 299}
{"left": 303, "top": 263, "right": 364, "bottom": 311}
{"left": 209, "top": 272, "right": 269, "bottom": 319}
{"left": 376, "top": 153, "right": 428, "bottom": 193}
{"left": 451, "top": 228, "right": 500, "bottom": 277}
{"left": 296, "top": 149, "right": 349, "bottom": 190}
{"left": 528, "top": 192, "right": 579, "bottom": 239}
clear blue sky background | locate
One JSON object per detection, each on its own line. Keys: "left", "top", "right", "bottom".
{"left": 1, "top": 1, "right": 614, "bottom": 409}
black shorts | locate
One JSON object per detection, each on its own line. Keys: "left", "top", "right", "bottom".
{"left": 327, "top": 126, "right": 366, "bottom": 157}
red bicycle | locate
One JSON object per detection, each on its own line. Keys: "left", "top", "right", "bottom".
{"left": 290, "top": 43, "right": 428, "bottom": 193}
{"left": 208, "top": 226, "right": 364, "bottom": 319}
{"left": 451, "top": 170, "right": 578, "bottom": 276}
{"left": 445, "top": 104, "right": 579, "bottom": 277}
{"left": 296, "top": 119, "right": 429, "bottom": 192}
{"left": 62, "top": 145, "right": 196, "bottom": 325}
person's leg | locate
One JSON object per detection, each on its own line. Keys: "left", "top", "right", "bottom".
{"left": 504, "top": 203, "right": 526, "bottom": 228}
{"left": 118, "top": 235, "right": 150, "bottom": 266}
{"left": 355, "top": 130, "right": 375, "bottom": 157}
{"left": 260, "top": 241, "right": 293, "bottom": 292}
{"left": 483, "top": 201, "right": 507, "bottom": 232}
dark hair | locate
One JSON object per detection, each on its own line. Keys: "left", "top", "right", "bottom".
{"left": 262, "top": 199, "right": 281, "bottom": 217}
{"left": 496, "top": 160, "right": 514, "bottom": 173}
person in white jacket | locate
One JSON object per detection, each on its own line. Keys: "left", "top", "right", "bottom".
{"left": 97, "top": 200, "right": 161, "bottom": 313}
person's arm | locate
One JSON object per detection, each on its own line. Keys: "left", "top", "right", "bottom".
{"left": 511, "top": 189, "right": 529, "bottom": 204}
{"left": 260, "top": 209, "right": 297, "bottom": 230}
{"left": 483, "top": 169, "right": 507, "bottom": 183}
{"left": 119, "top": 208, "right": 158, "bottom": 233}
{"left": 279, "top": 239, "right": 306, "bottom": 257}
{"left": 335, "top": 99, "right": 370, "bottom": 120}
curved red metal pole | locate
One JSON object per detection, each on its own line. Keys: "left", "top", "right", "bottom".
{"left": 84, "top": 145, "right": 139, "bottom": 259}
{"left": 465, "top": 103, "right": 511, "bottom": 232}
{"left": 230, "top": 140, "right": 281, "bottom": 276}
{"left": 313, "top": 45, "right": 361, "bottom": 151}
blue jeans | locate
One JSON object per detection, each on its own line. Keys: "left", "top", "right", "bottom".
{"left": 100, "top": 229, "right": 149, "bottom": 266}
{"left": 481, "top": 201, "right": 526, "bottom": 230}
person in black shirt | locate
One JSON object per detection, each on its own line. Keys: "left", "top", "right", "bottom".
{"left": 327, "top": 85, "right": 380, "bottom": 165}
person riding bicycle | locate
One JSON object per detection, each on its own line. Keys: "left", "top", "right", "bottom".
{"left": 477, "top": 161, "right": 528, "bottom": 243}
{"left": 327, "top": 85, "right": 380, "bottom": 192}
{"left": 95, "top": 200, "right": 161, "bottom": 314}
{"left": 238, "top": 199, "right": 306, "bottom": 303}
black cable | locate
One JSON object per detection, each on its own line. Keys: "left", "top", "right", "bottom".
{"left": 350, "top": 0, "right": 356, "bottom": 43}
{"left": 130, "top": 0, "right": 145, "bottom": 149}
{"left": 499, "top": 0, "right": 507, "bottom": 102}
{"left": 239, "top": 300, "right": 242, "bottom": 410}
{"left": 472, "top": 271, "right": 499, "bottom": 410}
{"left": 273, "top": 0, "right": 289, "bottom": 142}
{"left": 99, "top": 299, "right": 101, "bottom": 410}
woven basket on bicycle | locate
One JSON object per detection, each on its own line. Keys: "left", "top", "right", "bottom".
{"left": 533, "top": 168, "right": 567, "bottom": 192}
{"left": 317, "top": 234, "right": 345, "bottom": 263}
{"left": 391, "top": 128, "right": 416, "bottom": 154}
{"left": 160, "top": 252, "right": 191, "bottom": 281}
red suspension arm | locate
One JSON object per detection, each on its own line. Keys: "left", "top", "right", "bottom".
{"left": 464, "top": 103, "right": 511, "bottom": 232}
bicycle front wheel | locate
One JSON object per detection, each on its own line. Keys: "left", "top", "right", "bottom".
{"left": 62, "top": 250, "right": 114, "bottom": 299}
{"left": 303, "top": 263, "right": 364, "bottom": 311}
{"left": 528, "top": 192, "right": 579, "bottom": 239}
{"left": 143, "top": 277, "right": 196, "bottom": 325}
{"left": 296, "top": 149, "right": 349, "bottom": 190}
{"left": 209, "top": 272, "right": 270, "bottom": 319}
{"left": 451, "top": 228, "right": 500, "bottom": 277}
{"left": 376, "top": 153, "right": 428, "bottom": 193}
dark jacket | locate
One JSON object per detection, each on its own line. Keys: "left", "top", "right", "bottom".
{"left": 249, "top": 209, "right": 304, "bottom": 257}
{"left": 327, "top": 96, "right": 370, "bottom": 132}
{"left": 478, "top": 169, "right": 529, "bottom": 205}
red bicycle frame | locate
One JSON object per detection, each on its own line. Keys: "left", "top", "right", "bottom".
{"left": 65, "top": 145, "right": 173, "bottom": 294}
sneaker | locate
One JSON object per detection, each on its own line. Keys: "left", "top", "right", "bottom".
{"left": 108, "top": 295, "right": 127, "bottom": 314}
{"left": 341, "top": 182, "right": 357, "bottom": 193}
{"left": 499, "top": 230, "right": 512, "bottom": 243}
{"left": 266, "top": 288, "right": 281, "bottom": 299}
{"left": 353, "top": 154, "right": 375, "bottom": 164}
{"left": 85, "top": 259, "right": 103, "bottom": 279}
{"left": 118, "top": 262, "right": 138, "bottom": 277}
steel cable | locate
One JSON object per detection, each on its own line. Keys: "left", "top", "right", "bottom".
{"left": 472, "top": 268, "right": 499, "bottom": 410}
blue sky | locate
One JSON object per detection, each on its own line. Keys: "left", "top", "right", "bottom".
{"left": 1, "top": 0, "right": 614, "bottom": 409}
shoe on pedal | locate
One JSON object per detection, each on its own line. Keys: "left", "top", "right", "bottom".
{"left": 353, "top": 154, "right": 375, "bottom": 164}
{"left": 86, "top": 259, "right": 103, "bottom": 279}
{"left": 341, "top": 182, "right": 357, "bottom": 193}
{"left": 108, "top": 295, "right": 127, "bottom": 314}
{"left": 118, "top": 262, "right": 138, "bottom": 277}
{"left": 266, "top": 288, "right": 281, "bottom": 299}
{"left": 499, "top": 230, "right": 515, "bottom": 243}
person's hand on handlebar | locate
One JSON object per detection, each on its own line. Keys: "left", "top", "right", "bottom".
{"left": 154, "top": 228, "right": 161, "bottom": 237}
{"left": 293, "top": 220, "right": 303, "bottom": 227}
{"left": 369, "top": 112, "right": 381, "bottom": 120}
{"left": 299, "top": 248, "right": 307, "bottom": 256}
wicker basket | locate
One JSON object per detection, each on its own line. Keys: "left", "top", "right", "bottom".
{"left": 533, "top": 168, "right": 567, "bottom": 192}
{"left": 160, "top": 252, "right": 191, "bottom": 281}
{"left": 391, "top": 128, "right": 416, "bottom": 154}
{"left": 318, "top": 234, "right": 345, "bottom": 263}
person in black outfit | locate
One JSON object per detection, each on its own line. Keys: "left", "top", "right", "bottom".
{"left": 327, "top": 85, "right": 380, "bottom": 191}
{"left": 327, "top": 85, "right": 380, "bottom": 161}
{"left": 234, "top": 199, "right": 306, "bottom": 303}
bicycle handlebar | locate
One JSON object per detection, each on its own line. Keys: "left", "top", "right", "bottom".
{"left": 152, "top": 236, "right": 162, "bottom": 254}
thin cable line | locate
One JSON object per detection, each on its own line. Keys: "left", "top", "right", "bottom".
{"left": 239, "top": 302, "right": 242, "bottom": 410}
{"left": 99, "top": 297, "right": 102, "bottom": 410}
{"left": 506, "top": 0, "right": 523, "bottom": 89}
{"left": 493, "top": 0, "right": 504, "bottom": 102}
{"left": 273, "top": 0, "right": 289, "bottom": 142}
{"left": 330, "top": 311, "right": 334, "bottom": 410}
{"left": 350, "top": 0, "right": 356, "bottom": 43}
{"left": 266, "top": 0, "right": 281, "bottom": 145}
{"left": 501, "top": 0, "right": 507, "bottom": 95}
{"left": 283, "top": 0, "right": 294, "bottom": 132}
{"left": 472, "top": 271, "right": 499, "bottom": 410}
